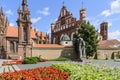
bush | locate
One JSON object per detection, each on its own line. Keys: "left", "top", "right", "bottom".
{"left": 51, "top": 57, "right": 71, "bottom": 61}
{"left": 23, "top": 57, "right": 40, "bottom": 64}
{"left": 52, "top": 63, "right": 120, "bottom": 80}
{"left": 116, "top": 51, "right": 120, "bottom": 59}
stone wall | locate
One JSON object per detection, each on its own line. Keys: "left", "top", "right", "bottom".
{"left": 32, "top": 47, "right": 77, "bottom": 59}
{"left": 97, "top": 49, "right": 120, "bottom": 59}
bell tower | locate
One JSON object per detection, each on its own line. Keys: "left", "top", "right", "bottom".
{"left": 100, "top": 22, "right": 108, "bottom": 40}
{"left": 80, "top": 0, "right": 86, "bottom": 21}
{"left": 17, "top": 0, "right": 32, "bottom": 59}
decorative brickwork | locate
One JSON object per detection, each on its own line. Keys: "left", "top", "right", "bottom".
{"left": 100, "top": 22, "right": 108, "bottom": 40}
{"left": 51, "top": 6, "right": 86, "bottom": 44}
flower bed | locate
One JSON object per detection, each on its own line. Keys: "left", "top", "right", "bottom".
{"left": 0, "top": 66, "right": 69, "bottom": 80}
{"left": 52, "top": 63, "right": 120, "bottom": 80}
{"left": 2, "top": 60, "right": 23, "bottom": 66}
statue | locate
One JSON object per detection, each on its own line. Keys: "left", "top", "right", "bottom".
{"left": 73, "top": 34, "right": 86, "bottom": 60}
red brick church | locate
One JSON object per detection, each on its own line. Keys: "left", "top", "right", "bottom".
{"left": 51, "top": 5, "right": 86, "bottom": 44}
{"left": 0, "top": 0, "right": 50, "bottom": 59}
{"left": 51, "top": 4, "right": 108, "bottom": 44}
{"left": 0, "top": 0, "right": 119, "bottom": 60}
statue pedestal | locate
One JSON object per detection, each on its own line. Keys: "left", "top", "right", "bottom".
{"left": 72, "top": 58, "right": 83, "bottom": 62}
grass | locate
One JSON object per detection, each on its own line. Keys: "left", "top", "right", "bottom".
{"left": 50, "top": 57, "right": 71, "bottom": 61}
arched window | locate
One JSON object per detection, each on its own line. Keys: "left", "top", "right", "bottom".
{"left": 16, "top": 42, "right": 18, "bottom": 52}
{"left": 10, "top": 41, "right": 14, "bottom": 52}
{"left": 24, "top": 28, "right": 27, "bottom": 41}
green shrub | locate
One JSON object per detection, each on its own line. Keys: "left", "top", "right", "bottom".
{"left": 51, "top": 57, "right": 71, "bottom": 61}
{"left": 116, "top": 51, "right": 120, "bottom": 59}
{"left": 23, "top": 57, "right": 40, "bottom": 64}
{"left": 52, "top": 63, "right": 120, "bottom": 80}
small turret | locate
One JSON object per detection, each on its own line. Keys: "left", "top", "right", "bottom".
{"left": 100, "top": 22, "right": 108, "bottom": 40}
{"left": 80, "top": 8, "right": 86, "bottom": 21}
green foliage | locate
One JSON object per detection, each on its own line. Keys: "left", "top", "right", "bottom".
{"left": 51, "top": 57, "right": 71, "bottom": 61}
{"left": 23, "top": 57, "right": 40, "bottom": 64}
{"left": 116, "top": 51, "right": 120, "bottom": 59}
{"left": 94, "top": 53, "right": 98, "bottom": 59}
{"left": 52, "top": 63, "right": 120, "bottom": 80}
{"left": 77, "top": 21, "right": 98, "bottom": 56}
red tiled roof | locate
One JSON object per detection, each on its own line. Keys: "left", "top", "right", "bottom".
{"left": 6, "top": 26, "right": 37, "bottom": 39}
{"left": 98, "top": 39, "right": 120, "bottom": 49}
{"left": 33, "top": 44, "right": 64, "bottom": 48}
{"left": 98, "top": 39, "right": 120, "bottom": 45}
{"left": 31, "top": 29, "right": 37, "bottom": 39}
{"left": 6, "top": 26, "right": 18, "bottom": 37}
{"left": 37, "top": 32, "right": 46, "bottom": 40}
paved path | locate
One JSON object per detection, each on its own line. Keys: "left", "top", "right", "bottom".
{"left": 1, "top": 60, "right": 120, "bottom": 73}
{"left": 0, "top": 65, "right": 20, "bottom": 73}
{"left": 17, "top": 61, "right": 67, "bottom": 70}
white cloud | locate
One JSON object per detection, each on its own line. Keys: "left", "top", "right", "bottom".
{"left": 5, "top": 9, "right": 13, "bottom": 16}
{"left": 101, "top": 0, "right": 120, "bottom": 17}
{"left": 37, "top": 7, "right": 50, "bottom": 16}
{"left": 108, "top": 22, "right": 112, "bottom": 27}
{"left": 31, "top": 17, "right": 41, "bottom": 24}
{"left": 109, "top": 30, "right": 120, "bottom": 40}
{"left": 101, "top": 10, "right": 111, "bottom": 17}
{"left": 10, "top": 22, "right": 15, "bottom": 26}
{"left": 111, "top": 0, "right": 120, "bottom": 13}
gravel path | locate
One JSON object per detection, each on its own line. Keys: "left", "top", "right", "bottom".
{"left": 17, "top": 60, "right": 120, "bottom": 70}
{"left": 17, "top": 61, "right": 67, "bottom": 70}
{"left": 1, "top": 60, "right": 120, "bottom": 71}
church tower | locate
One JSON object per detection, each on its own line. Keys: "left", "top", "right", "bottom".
{"left": 80, "top": 1, "right": 86, "bottom": 21}
{"left": 0, "top": 7, "right": 8, "bottom": 57}
{"left": 17, "top": 0, "right": 32, "bottom": 59}
{"left": 100, "top": 22, "right": 108, "bottom": 40}
{"left": 80, "top": 8, "right": 86, "bottom": 21}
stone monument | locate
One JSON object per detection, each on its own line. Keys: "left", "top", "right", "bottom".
{"left": 73, "top": 34, "right": 86, "bottom": 61}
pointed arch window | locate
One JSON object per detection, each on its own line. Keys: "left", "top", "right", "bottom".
{"left": 10, "top": 41, "right": 14, "bottom": 52}
{"left": 16, "top": 41, "right": 18, "bottom": 52}
{"left": 23, "top": 28, "right": 27, "bottom": 41}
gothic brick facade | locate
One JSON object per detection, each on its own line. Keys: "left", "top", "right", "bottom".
{"left": 51, "top": 6, "right": 86, "bottom": 44}
{"left": 0, "top": 0, "right": 50, "bottom": 59}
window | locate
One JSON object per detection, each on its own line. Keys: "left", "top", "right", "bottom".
{"left": 24, "top": 28, "right": 27, "bottom": 41}
{"left": 10, "top": 41, "right": 14, "bottom": 52}
{"left": 16, "top": 42, "right": 18, "bottom": 52}
{"left": 64, "top": 10, "right": 66, "bottom": 15}
{"left": 61, "top": 12, "right": 63, "bottom": 17}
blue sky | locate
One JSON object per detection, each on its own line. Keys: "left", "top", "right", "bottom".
{"left": 0, "top": 0, "right": 120, "bottom": 40}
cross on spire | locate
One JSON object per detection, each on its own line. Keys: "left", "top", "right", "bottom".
{"left": 62, "top": 1, "right": 64, "bottom": 6}
{"left": 81, "top": 0, "right": 84, "bottom": 8}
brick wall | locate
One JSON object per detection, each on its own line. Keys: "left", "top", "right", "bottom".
{"left": 32, "top": 47, "right": 77, "bottom": 59}
{"left": 97, "top": 49, "right": 120, "bottom": 59}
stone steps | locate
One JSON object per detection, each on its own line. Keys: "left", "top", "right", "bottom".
{"left": 0, "top": 65, "right": 20, "bottom": 73}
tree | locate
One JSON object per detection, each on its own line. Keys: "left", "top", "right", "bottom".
{"left": 76, "top": 21, "right": 98, "bottom": 57}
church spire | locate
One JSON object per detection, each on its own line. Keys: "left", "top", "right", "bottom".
{"left": 0, "top": 7, "right": 3, "bottom": 14}
{"left": 22, "top": 0, "right": 28, "bottom": 11}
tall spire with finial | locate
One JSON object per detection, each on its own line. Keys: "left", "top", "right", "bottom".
{"left": 80, "top": 0, "right": 86, "bottom": 21}
{"left": 62, "top": 1, "right": 64, "bottom": 6}
{"left": 0, "top": 7, "right": 3, "bottom": 14}
{"left": 82, "top": 0, "right": 83, "bottom": 8}
{"left": 22, "top": 0, "right": 28, "bottom": 11}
